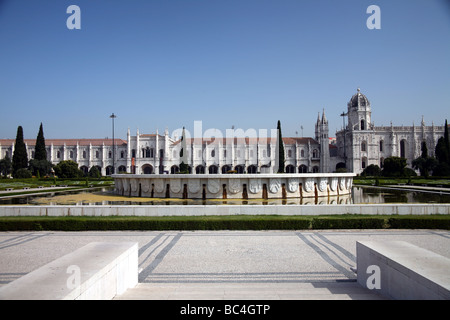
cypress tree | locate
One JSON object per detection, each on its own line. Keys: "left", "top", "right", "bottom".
{"left": 445, "top": 119, "right": 449, "bottom": 164}
{"left": 277, "top": 120, "right": 285, "bottom": 173}
{"left": 34, "top": 123, "right": 47, "bottom": 161}
{"left": 12, "top": 126, "right": 29, "bottom": 176}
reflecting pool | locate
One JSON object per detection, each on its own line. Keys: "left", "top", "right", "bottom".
{"left": 1, "top": 185, "right": 450, "bottom": 206}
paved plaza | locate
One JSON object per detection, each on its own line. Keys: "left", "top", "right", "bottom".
{"left": 0, "top": 229, "right": 449, "bottom": 300}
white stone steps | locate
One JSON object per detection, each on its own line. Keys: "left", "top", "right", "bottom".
{"left": 114, "top": 281, "right": 385, "bottom": 300}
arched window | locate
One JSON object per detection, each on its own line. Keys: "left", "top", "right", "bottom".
{"left": 108, "top": 151, "right": 112, "bottom": 158}
{"left": 379, "top": 140, "right": 384, "bottom": 152}
{"left": 83, "top": 151, "right": 86, "bottom": 159}
{"left": 312, "top": 149, "right": 319, "bottom": 158}
{"left": 235, "top": 165, "right": 244, "bottom": 174}
{"left": 247, "top": 165, "right": 257, "bottom": 174}
{"left": 299, "top": 165, "right": 308, "bottom": 173}
{"left": 70, "top": 151, "right": 73, "bottom": 158}
{"left": 142, "top": 165, "right": 153, "bottom": 174}
{"left": 362, "top": 157, "right": 367, "bottom": 169}
{"left": 211, "top": 149, "right": 215, "bottom": 158}
{"left": 300, "top": 149, "right": 305, "bottom": 158}
{"left": 361, "top": 141, "right": 366, "bottom": 152}
{"left": 288, "top": 150, "right": 292, "bottom": 158}
{"left": 361, "top": 119, "right": 365, "bottom": 130}
{"left": 208, "top": 165, "right": 218, "bottom": 174}
{"left": 222, "top": 165, "right": 231, "bottom": 174}
{"left": 286, "top": 165, "right": 295, "bottom": 173}
{"left": 121, "top": 151, "right": 125, "bottom": 158}
{"left": 95, "top": 151, "right": 99, "bottom": 159}
{"left": 196, "top": 165, "right": 205, "bottom": 174}
{"left": 400, "top": 140, "right": 406, "bottom": 158}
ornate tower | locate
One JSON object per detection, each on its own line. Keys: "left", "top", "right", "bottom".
{"left": 315, "top": 109, "right": 330, "bottom": 173}
{"left": 347, "top": 88, "right": 371, "bottom": 131}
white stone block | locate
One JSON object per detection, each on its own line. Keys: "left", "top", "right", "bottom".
{"left": 0, "top": 242, "right": 138, "bottom": 300}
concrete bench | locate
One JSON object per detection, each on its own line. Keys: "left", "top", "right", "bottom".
{"left": 0, "top": 242, "right": 138, "bottom": 300}
{"left": 357, "top": 241, "right": 450, "bottom": 300}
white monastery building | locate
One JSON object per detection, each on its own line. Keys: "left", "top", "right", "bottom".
{"left": 0, "top": 89, "right": 448, "bottom": 176}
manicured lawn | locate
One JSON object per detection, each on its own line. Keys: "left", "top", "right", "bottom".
{"left": 0, "top": 178, "right": 114, "bottom": 191}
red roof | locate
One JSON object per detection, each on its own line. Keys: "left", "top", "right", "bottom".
{"left": 0, "top": 139, "right": 127, "bottom": 147}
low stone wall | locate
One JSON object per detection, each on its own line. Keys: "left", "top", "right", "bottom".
{"left": 112, "top": 173, "right": 355, "bottom": 199}
{"left": 0, "top": 242, "right": 138, "bottom": 300}
{"left": 357, "top": 241, "right": 450, "bottom": 299}
{"left": 1, "top": 203, "right": 449, "bottom": 217}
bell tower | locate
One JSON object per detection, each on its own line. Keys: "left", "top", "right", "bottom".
{"left": 347, "top": 88, "right": 372, "bottom": 131}
{"left": 315, "top": 109, "right": 330, "bottom": 173}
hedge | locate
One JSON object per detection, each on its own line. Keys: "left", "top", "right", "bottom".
{"left": 0, "top": 215, "right": 449, "bottom": 231}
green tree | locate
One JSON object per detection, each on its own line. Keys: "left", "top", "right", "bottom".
{"left": 434, "top": 135, "right": 450, "bottom": 176}
{"left": 29, "top": 123, "right": 53, "bottom": 176}
{"left": 445, "top": 119, "right": 449, "bottom": 161}
{"left": 14, "top": 168, "right": 32, "bottom": 178}
{"left": 276, "top": 120, "right": 285, "bottom": 173}
{"left": 29, "top": 159, "right": 53, "bottom": 177}
{"left": 12, "top": 126, "right": 29, "bottom": 177}
{"left": 88, "top": 166, "right": 101, "bottom": 178}
{"left": 361, "top": 164, "right": 381, "bottom": 177}
{"left": 34, "top": 123, "right": 47, "bottom": 161}
{"left": 0, "top": 156, "right": 12, "bottom": 177}
{"left": 53, "top": 160, "right": 83, "bottom": 178}
{"left": 381, "top": 156, "right": 407, "bottom": 177}
{"left": 412, "top": 141, "right": 437, "bottom": 177}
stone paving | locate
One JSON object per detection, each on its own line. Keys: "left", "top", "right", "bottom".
{"left": 0, "top": 229, "right": 449, "bottom": 300}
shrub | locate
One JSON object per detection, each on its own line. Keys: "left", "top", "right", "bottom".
{"left": 14, "top": 168, "right": 32, "bottom": 178}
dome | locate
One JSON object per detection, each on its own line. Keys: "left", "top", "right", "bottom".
{"left": 348, "top": 88, "right": 370, "bottom": 109}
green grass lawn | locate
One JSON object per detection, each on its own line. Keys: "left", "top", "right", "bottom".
{"left": 354, "top": 177, "right": 450, "bottom": 187}
{"left": 0, "top": 178, "right": 114, "bottom": 192}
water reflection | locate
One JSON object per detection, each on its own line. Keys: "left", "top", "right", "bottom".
{"left": 352, "top": 186, "right": 450, "bottom": 204}
{"left": 1, "top": 186, "right": 450, "bottom": 206}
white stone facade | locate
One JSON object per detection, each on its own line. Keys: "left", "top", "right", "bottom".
{"left": 0, "top": 88, "right": 447, "bottom": 176}
{"left": 0, "top": 139, "right": 128, "bottom": 176}
{"left": 333, "top": 89, "right": 448, "bottom": 174}
{"left": 126, "top": 128, "right": 322, "bottom": 175}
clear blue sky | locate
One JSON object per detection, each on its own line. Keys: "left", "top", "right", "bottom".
{"left": 1, "top": 0, "right": 449, "bottom": 140}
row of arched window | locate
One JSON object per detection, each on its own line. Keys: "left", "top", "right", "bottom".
{"left": 361, "top": 139, "right": 406, "bottom": 158}
{"left": 52, "top": 150, "right": 126, "bottom": 160}
{"left": 140, "top": 164, "right": 317, "bottom": 175}
{"left": 170, "top": 149, "right": 319, "bottom": 159}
